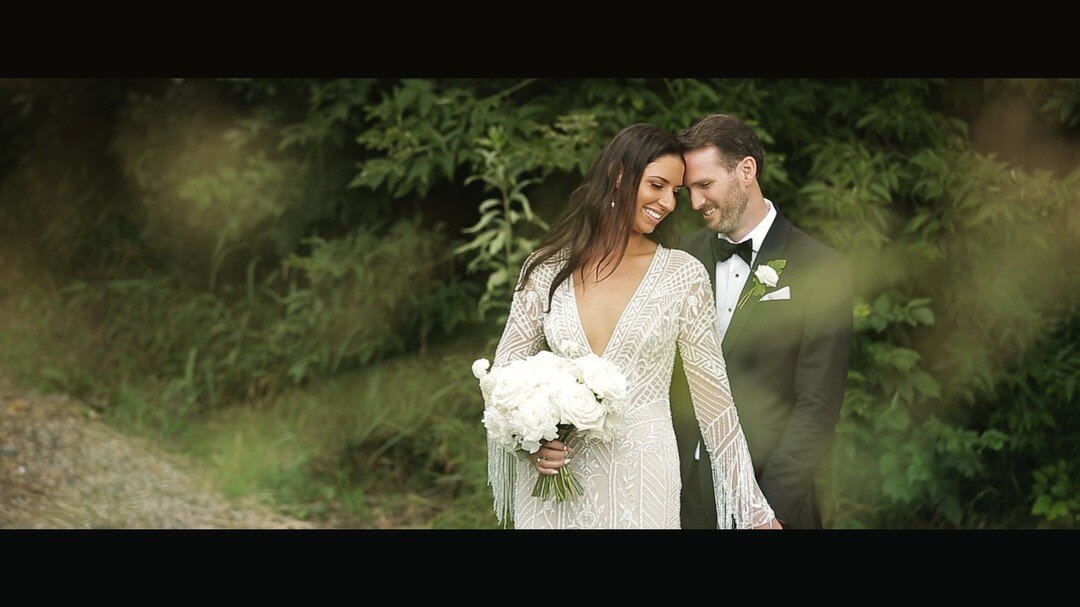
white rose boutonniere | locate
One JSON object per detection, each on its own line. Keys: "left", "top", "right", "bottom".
{"left": 754, "top": 265, "right": 779, "bottom": 287}
{"left": 738, "top": 259, "right": 787, "bottom": 309}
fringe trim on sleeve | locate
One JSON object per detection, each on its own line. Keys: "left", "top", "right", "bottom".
{"left": 488, "top": 437, "right": 516, "bottom": 528}
{"left": 707, "top": 439, "right": 776, "bottom": 529}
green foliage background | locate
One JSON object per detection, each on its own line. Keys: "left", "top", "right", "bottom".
{"left": 1, "top": 78, "right": 1076, "bottom": 528}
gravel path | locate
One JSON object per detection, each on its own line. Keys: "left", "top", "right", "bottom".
{"left": 0, "top": 372, "right": 314, "bottom": 529}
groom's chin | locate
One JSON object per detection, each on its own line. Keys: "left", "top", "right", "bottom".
{"left": 702, "top": 218, "right": 723, "bottom": 234}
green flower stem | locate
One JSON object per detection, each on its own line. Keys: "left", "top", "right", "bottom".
{"left": 737, "top": 290, "right": 753, "bottom": 309}
{"left": 738, "top": 279, "right": 761, "bottom": 309}
{"left": 531, "top": 466, "right": 580, "bottom": 501}
{"left": 531, "top": 463, "right": 582, "bottom": 502}
{"left": 530, "top": 425, "right": 583, "bottom": 503}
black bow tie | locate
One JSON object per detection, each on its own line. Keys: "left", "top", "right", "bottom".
{"left": 712, "top": 237, "right": 753, "bottom": 266}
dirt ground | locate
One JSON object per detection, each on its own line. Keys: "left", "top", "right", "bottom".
{"left": 0, "top": 371, "right": 314, "bottom": 529}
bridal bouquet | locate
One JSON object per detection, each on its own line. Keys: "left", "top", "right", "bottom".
{"left": 473, "top": 343, "right": 628, "bottom": 502}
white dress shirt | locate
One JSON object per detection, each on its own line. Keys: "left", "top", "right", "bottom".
{"left": 694, "top": 198, "right": 777, "bottom": 462}
{"left": 714, "top": 198, "right": 777, "bottom": 341}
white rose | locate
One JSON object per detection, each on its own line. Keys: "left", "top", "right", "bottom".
{"left": 489, "top": 362, "right": 535, "bottom": 412}
{"left": 575, "top": 354, "right": 628, "bottom": 403}
{"left": 479, "top": 374, "right": 497, "bottom": 405}
{"left": 528, "top": 350, "right": 572, "bottom": 380}
{"left": 472, "top": 358, "right": 491, "bottom": 379}
{"left": 597, "top": 411, "right": 627, "bottom": 442}
{"left": 511, "top": 393, "right": 560, "bottom": 452}
{"left": 482, "top": 406, "right": 514, "bottom": 449}
{"left": 521, "top": 438, "right": 543, "bottom": 454}
{"left": 556, "top": 382, "right": 606, "bottom": 432}
{"left": 754, "top": 265, "right": 779, "bottom": 288}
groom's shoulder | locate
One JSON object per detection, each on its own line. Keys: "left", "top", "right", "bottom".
{"left": 786, "top": 220, "right": 850, "bottom": 275}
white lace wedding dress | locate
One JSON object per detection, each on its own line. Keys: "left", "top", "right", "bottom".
{"left": 486, "top": 244, "right": 775, "bottom": 529}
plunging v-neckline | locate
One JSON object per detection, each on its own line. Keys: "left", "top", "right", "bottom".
{"left": 569, "top": 245, "right": 663, "bottom": 359}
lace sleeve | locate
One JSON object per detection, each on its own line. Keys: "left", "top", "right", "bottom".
{"left": 676, "top": 262, "right": 775, "bottom": 529}
{"left": 487, "top": 259, "right": 548, "bottom": 528}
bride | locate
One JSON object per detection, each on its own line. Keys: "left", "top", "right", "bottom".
{"left": 486, "top": 124, "right": 780, "bottom": 529}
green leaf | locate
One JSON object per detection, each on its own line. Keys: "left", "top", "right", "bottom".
{"left": 462, "top": 211, "right": 500, "bottom": 234}
{"left": 870, "top": 182, "right": 892, "bottom": 204}
{"left": 911, "top": 371, "right": 941, "bottom": 399}
{"left": 487, "top": 268, "right": 508, "bottom": 290}
{"left": 478, "top": 198, "right": 502, "bottom": 213}
{"left": 885, "top": 347, "right": 921, "bottom": 372}
{"left": 910, "top": 307, "right": 935, "bottom": 326}
{"left": 1050, "top": 482, "right": 1068, "bottom": 499}
{"left": 881, "top": 455, "right": 914, "bottom": 503}
{"left": 883, "top": 404, "right": 911, "bottom": 431}
{"left": 1049, "top": 502, "right": 1071, "bottom": 520}
{"left": 880, "top": 451, "right": 903, "bottom": 475}
{"left": 873, "top": 293, "right": 892, "bottom": 315}
{"left": 487, "top": 229, "right": 507, "bottom": 256}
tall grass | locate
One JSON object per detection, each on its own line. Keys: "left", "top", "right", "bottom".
{"left": 165, "top": 334, "right": 496, "bottom": 528}
{"left": 12, "top": 216, "right": 474, "bottom": 413}
{"left": 0, "top": 280, "right": 108, "bottom": 401}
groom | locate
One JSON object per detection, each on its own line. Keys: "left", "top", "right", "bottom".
{"left": 670, "top": 114, "right": 853, "bottom": 529}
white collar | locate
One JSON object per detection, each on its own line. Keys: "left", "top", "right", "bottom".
{"left": 718, "top": 198, "right": 777, "bottom": 253}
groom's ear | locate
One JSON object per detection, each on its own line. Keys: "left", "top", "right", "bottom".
{"left": 738, "top": 156, "right": 758, "bottom": 183}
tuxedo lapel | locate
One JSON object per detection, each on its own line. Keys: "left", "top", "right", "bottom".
{"left": 722, "top": 212, "right": 793, "bottom": 356}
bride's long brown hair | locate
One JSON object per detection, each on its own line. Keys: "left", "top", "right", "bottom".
{"left": 520, "top": 123, "right": 682, "bottom": 311}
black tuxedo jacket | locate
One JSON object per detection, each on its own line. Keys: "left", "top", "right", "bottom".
{"left": 670, "top": 210, "right": 853, "bottom": 529}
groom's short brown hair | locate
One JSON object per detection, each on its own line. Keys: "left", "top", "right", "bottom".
{"left": 678, "top": 114, "right": 766, "bottom": 181}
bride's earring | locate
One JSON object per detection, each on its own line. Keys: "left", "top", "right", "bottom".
{"left": 611, "top": 197, "right": 615, "bottom": 208}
